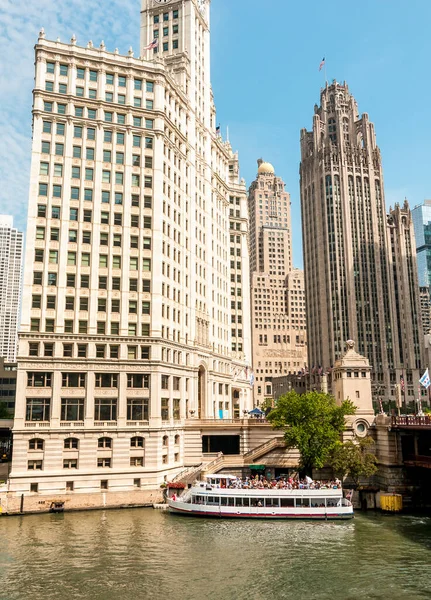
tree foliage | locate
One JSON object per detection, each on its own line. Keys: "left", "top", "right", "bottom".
{"left": 329, "top": 436, "right": 378, "bottom": 486}
{"left": 267, "top": 390, "right": 356, "bottom": 475}
{"left": 0, "top": 403, "right": 10, "bottom": 419}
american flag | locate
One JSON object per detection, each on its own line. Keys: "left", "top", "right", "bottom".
{"left": 319, "top": 57, "right": 326, "bottom": 71}
{"left": 400, "top": 374, "right": 405, "bottom": 393}
{"left": 216, "top": 125, "right": 221, "bottom": 136}
{"left": 144, "top": 39, "right": 159, "bottom": 51}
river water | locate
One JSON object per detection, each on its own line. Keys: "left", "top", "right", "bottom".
{"left": 0, "top": 509, "right": 430, "bottom": 600}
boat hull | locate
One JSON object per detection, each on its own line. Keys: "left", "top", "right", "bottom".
{"left": 168, "top": 501, "right": 354, "bottom": 520}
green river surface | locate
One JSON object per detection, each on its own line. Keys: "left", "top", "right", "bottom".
{"left": 0, "top": 509, "right": 430, "bottom": 600}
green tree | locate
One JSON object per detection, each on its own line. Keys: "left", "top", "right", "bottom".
{"left": 0, "top": 403, "right": 10, "bottom": 419}
{"left": 267, "top": 390, "right": 356, "bottom": 475}
{"left": 329, "top": 436, "right": 378, "bottom": 486}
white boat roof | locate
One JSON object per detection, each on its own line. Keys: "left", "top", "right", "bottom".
{"left": 192, "top": 486, "right": 343, "bottom": 496}
{"left": 204, "top": 474, "right": 238, "bottom": 480}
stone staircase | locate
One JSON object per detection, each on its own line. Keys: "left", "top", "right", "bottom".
{"left": 170, "top": 437, "right": 287, "bottom": 485}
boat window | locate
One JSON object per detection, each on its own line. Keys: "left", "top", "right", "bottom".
{"left": 207, "top": 496, "right": 219, "bottom": 505}
{"left": 192, "top": 495, "right": 205, "bottom": 505}
{"left": 280, "top": 498, "right": 294, "bottom": 508}
{"left": 295, "top": 498, "right": 310, "bottom": 507}
{"left": 251, "top": 498, "right": 265, "bottom": 507}
{"left": 310, "top": 498, "right": 327, "bottom": 508}
{"left": 265, "top": 497, "right": 280, "bottom": 508}
{"left": 236, "top": 497, "right": 250, "bottom": 507}
{"left": 228, "top": 497, "right": 235, "bottom": 507}
{"left": 220, "top": 497, "right": 228, "bottom": 506}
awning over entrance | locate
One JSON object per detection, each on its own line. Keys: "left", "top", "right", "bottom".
{"left": 249, "top": 464, "right": 265, "bottom": 470}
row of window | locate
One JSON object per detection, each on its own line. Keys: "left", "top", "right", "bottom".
{"left": 41, "top": 135, "right": 152, "bottom": 157}
{"left": 28, "top": 341, "right": 151, "bottom": 359}
{"left": 25, "top": 397, "right": 181, "bottom": 422}
{"left": 40, "top": 157, "right": 153, "bottom": 179}
{"left": 29, "top": 457, "right": 151, "bottom": 470}
{"left": 46, "top": 63, "right": 154, "bottom": 92}
{"left": 32, "top": 294, "right": 152, "bottom": 315}
{"left": 29, "top": 436, "right": 153, "bottom": 450}
{"left": 26, "top": 372, "right": 183, "bottom": 389}
{"left": 34, "top": 249, "right": 152, "bottom": 271}
{"left": 36, "top": 230, "right": 153, "bottom": 252}
{"left": 33, "top": 271, "right": 151, "bottom": 293}
{"left": 43, "top": 101, "right": 156, "bottom": 127}
{"left": 153, "top": 10, "right": 179, "bottom": 23}
{"left": 36, "top": 206, "right": 153, "bottom": 227}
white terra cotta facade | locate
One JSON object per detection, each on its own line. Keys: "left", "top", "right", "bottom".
{"left": 9, "top": 0, "right": 253, "bottom": 497}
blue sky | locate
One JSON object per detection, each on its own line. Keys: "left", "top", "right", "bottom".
{"left": 1, "top": 0, "right": 431, "bottom": 267}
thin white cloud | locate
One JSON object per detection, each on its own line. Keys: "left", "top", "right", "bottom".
{"left": 0, "top": 0, "right": 138, "bottom": 231}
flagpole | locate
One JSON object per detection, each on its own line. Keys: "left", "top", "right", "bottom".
{"left": 324, "top": 60, "right": 327, "bottom": 85}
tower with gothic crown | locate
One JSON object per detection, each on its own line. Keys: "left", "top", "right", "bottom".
{"left": 10, "top": 0, "right": 252, "bottom": 497}
{"left": 300, "top": 81, "right": 425, "bottom": 402}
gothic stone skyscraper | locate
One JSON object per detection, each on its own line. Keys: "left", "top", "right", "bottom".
{"left": 249, "top": 160, "right": 306, "bottom": 406}
{"left": 0, "top": 216, "right": 23, "bottom": 362}
{"left": 10, "top": 0, "right": 252, "bottom": 495}
{"left": 300, "top": 81, "right": 424, "bottom": 398}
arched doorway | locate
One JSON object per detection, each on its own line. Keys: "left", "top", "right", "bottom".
{"left": 198, "top": 365, "right": 206, "bottom": 418}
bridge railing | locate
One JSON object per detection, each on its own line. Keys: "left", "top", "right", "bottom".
{"left": 391, "top": 415, "right": 431, "bottom": 428}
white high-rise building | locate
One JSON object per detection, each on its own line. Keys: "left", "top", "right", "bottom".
{"left": 10, "top": 0, "right": 252, "bottom": 496}
{"left": 0, "top": 216, "right": 23, "bottom": 362}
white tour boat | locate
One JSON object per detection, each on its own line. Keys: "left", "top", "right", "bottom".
{"left": 168, "top": 474, "right": 354, "bottom": 520}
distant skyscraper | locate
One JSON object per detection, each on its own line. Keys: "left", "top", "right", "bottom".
{"left": 412, "top": 200, "right": 431, "bottom": 334}
{"left": 0, "top": 216, "right": 23, "bottom": 362}
{"left": 248, "top": 160, "right": 306, "bottom": 405}
{"left": 300, "top": 81, "right": 424, "bottom": 399}
{"left": 412, "top": 200, "right": 431, "bottom": 288}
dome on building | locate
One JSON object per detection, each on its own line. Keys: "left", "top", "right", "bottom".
{"left": 257, "top": 161, "right": 275, "bottom": 175}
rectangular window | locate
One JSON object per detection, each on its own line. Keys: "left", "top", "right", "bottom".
{"left": 73, "top": 145, "right": 81, "bottom": 158}
{"left": 88, "top": 109, "right": 97, "bottom": 120}
{"left": 94, "top": 398, "right": 117, "bottom": 421}
{"left": 76, "top": 68, "right": 85, "bottom": 79}
{"left": 59, "top": 83, "right": 67, "bottom": 94}
{"left": 44, "top": 101, "right": 53, "bottom": 112}
{"left": 87, "top": 127, "right": 96, "bottom": 140}
{"left": 105, "top": 92, "right": 113, "bottom": 103}
{"left": 86, "top": 147, "right": 95, "bottom": 160}
{"left": 60, "top": 64, "right": 68, "bottom": 76}
{"left": 56, "top": 123, "right": 65, "bottom": 136}
{"left": 76, "top": 86, "right": 84, "bottom": 97}
{"left": 106, "top": 73, "right": 114, "bottom": 85}
{"left": 145, "top": 119, "right": 154, "bottom": 129}
{"left": 41, "top": 141, "right": 50, "bottom": 154}
{"left": 74, "top": 126, "right": 83, "bottom": 138}
{"left": 133, "top": 116, "right": 142, "bottom": 128}
{"left": 105, "top": 111, "right": 113, "bottom": 122}
{"left": 127, "top": 398, "right": 149, "bottom": 421}
{"left": 89, "top": 70, "right": 98, "bottom": 82}
{"left": 60, "top": 397, "right": 84, "bottom": 421}
{"left": 84, "top": 189, "right": 93, "bottom": 202}
{"left": 161, "top": 398, "right": 169, "bottom": 421}
{"left": 26, "top": 398, "right": 51, "bottom": 421}
{"left": 118, "top": 76, "right": 126, "bottom": 87}
{"left": 43, "top": 121, "right": 52, "bottom": 133}
{"left": 46, "top": 62, "right": 55, "bottom": 73}
{"left": 104, "top": 130, "right": 112, "bottom": 143}
{"left": 116, "top": 152, "right": 124, "bottom": 165}
{"left": 133, "top": 135, "right": 141, "bottom": 148}
{"left": 116, "top": 132, "right": 124, "bottom": 145}
{"left": 103, "top": 150, "right": 112, "bottom": 162}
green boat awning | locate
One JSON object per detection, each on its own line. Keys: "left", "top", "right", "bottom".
{"left": 249, "top": 464, "right": 266, "bottom": 470}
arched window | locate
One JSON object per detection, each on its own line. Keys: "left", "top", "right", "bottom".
{"left": 174, "top": 434, "right": 180, "bottom": 445}
{"left": 162, "top": 435, "right": 169, "bottom": 447}
{"left": 98, "top": 437, "right": 112, "bottom": 449}
{"left": 64, "top": 437, "right": 79, "bottom": 449}
{"left": 131, "top": 436, "right": 144, "bottom": 448}
{"left": 29, "top": 438, "right": 44, "bottom": 450}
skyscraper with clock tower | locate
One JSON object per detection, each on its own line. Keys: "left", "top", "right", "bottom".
{"left": 9, "top": 0, "right": 252, "bottom": 500}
